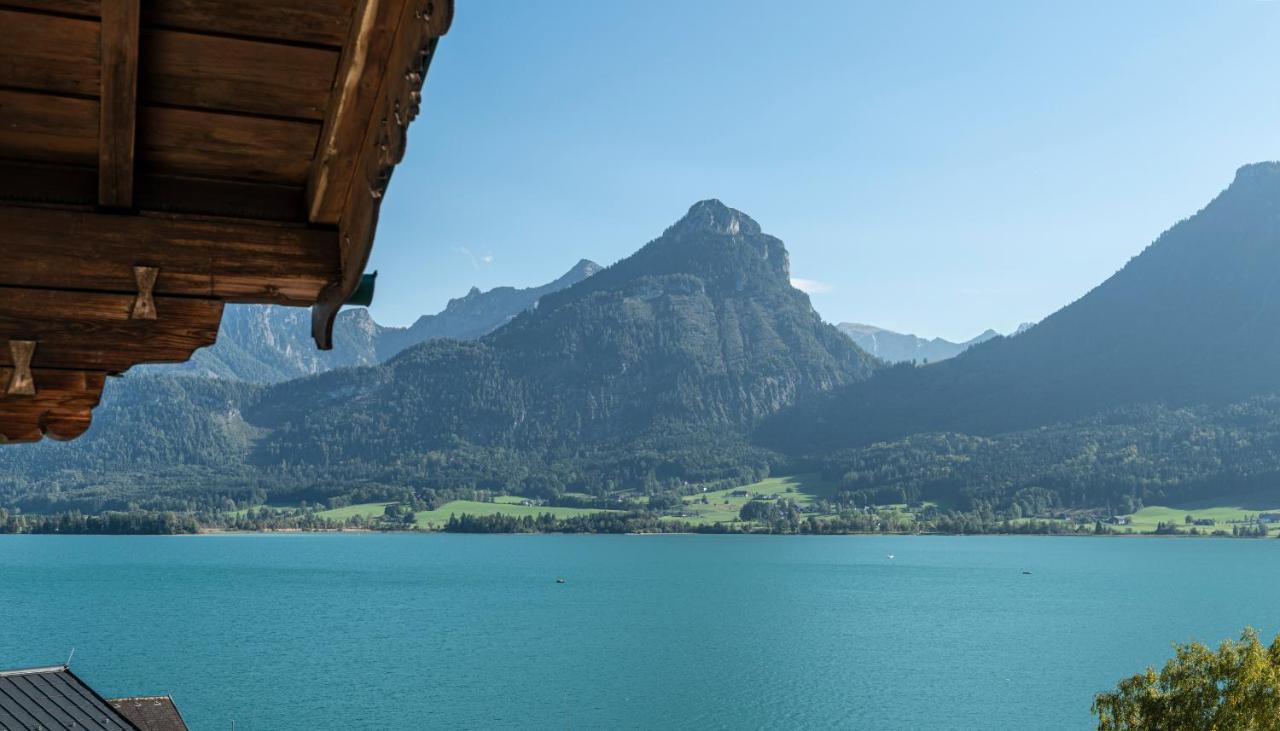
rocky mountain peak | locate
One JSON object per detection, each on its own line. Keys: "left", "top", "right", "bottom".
{"left": 668, "top": 199, "right": 762, "bottom": 238}
{"left": 551, "top": 259, "right": 602, "bottom": 287}
{"left": 1216, "top": 161, "right": 1280, "bottom": 210}
{"left": 1232, "top": 161, "right": 1280, "bottom": 185}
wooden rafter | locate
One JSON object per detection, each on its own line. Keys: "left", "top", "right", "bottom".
{"left": 0, "top": 0, "right": 453, "bottom": 443}
{"left": 310, "top": 0, "right": 453, "bottom": 348}
{"left": 0, "top": 205, "right": 340, "bottom": 305}
{"left": 0, "top": 161, "right": 309, "bottom": 222}
{"left": 0, "top": 287, "right": 223, "bottom": 374}
{"left": 99, "top": 0, "right": 140, "bottom": 208}
{"left": 307, "top": 0, "right": 408, "bottom": 225}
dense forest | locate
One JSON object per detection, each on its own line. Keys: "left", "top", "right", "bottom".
{"left": 812, "top": 395, "right": 1280, "bottom": 515}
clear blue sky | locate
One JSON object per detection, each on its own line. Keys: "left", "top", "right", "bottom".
{"left": 368, "top": 0, "right": 1280, "bottom": 342}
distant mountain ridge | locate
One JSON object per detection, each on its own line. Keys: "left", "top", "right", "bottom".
{"left": 379, "top": 259, "right": 602, "bottom": 354}
{"left": 837, "top": 323, "right": 1018, "bottom": 364}
{"left": 154, "top": 259, "right": 602, "bottom": 383}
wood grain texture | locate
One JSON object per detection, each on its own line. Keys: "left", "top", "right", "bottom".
{"left": 0, "top": 10, "right": 99, "bottom": 97}
{"left": 5, "top": 341, "right": 36, "bottom": 396}
{"left": 142, "top": 30, "right": 339, "bottom": 120}
{"left": 99, "top": 0, "right": 140, "bottom": 207}
{"left": 0, "top": 90, "right": 98, "bottom": 166}
{"left": 307, "top": 0, "right": 409, "bottom": 224}
{"left": 147, "top": 0, "right": 356, "bottom": 47}
{"left": 0, "top": 287, "right": 223, "bottom": 373}
{"left": 0, "top": 205, "right": 339, "bottom": 304}
{"left": 0, "top": 369, "right": 105, "bottom": 443}
{"left": 0, "top": 161, "right": 98, "bottom": 208}
{"left": 0, "top": 161, "right": 307, "bottom": 222}
{"left": 133, "top": 174, "right": 308, "bottom": 221}
{"left": 139, "top": 105, "right": 320, "bottom": 184}
{"left": 312, "top": 0, "right": 453, "bottom": 347}
{"left": 3, "top": 0, "right": 354, "bottom": 45}
{"left": 0, "top": 1, "right": 100, "bottom": 17}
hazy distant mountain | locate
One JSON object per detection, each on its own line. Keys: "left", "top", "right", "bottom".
{"left": 378, "top": 259, "right": 602, "bottom": 356}
{"left": 836, "top": 323, "right": 1000, "bottom": 364}
{"left": 767, "top": 162, "right": 1280, "bottom": 452}
{"left": 153, "top": 259, "right": 601, "bottom": 383}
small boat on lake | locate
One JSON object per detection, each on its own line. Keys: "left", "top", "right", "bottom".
{"left": 556, "top": 578, "right": 567, "bottom": 584}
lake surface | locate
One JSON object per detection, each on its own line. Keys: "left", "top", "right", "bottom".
{"left": 2, "top": 534, "right": 1278, "bottom": 729}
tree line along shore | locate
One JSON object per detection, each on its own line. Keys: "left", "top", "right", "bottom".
{"left": 4, "top": 475, "right": 1276, "bottom": 538}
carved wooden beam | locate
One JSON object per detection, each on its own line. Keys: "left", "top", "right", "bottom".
{"left": 0, "top": 205, "right": 339, "bottom": 305}
{"left": 311, "top": 0, "right": 454, "bottom": 348}
{"left": 0, "top": 286, "right": 223, "bottom": 374}
{"left": 6, "top": 341, "right": 36, "bottom": 396}
{"left": 131, "top": 265, "right": 159, "bottom": 320}
{"left": 99, "top": 0, "right": 140, "bottom": 208}
{"left": 307, "top": 0, "right": 409, "bottom": 226}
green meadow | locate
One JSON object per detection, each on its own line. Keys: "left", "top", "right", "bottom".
{"left": 1117, "top": 504, "right": 1280, "bottom": 535}
{"left": 303, "top": 498, "right": 622, "bottom": 528}
{"left": 300, "top": 475, "right": 843, "bottom": 530}
{"left": 413, "top": 500, "right": 621, "bottom": 528}
{"left": 673, "top": 473, "right": 838, "bottom": 526}
{"left": 313, "top": 502, "right": 395, "bottom": 521}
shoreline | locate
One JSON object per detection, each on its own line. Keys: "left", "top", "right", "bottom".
{"left": 1, "top": 529, "right": 1269, "bottom": 540}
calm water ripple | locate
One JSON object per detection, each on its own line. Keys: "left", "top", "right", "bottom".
{"left": 1, "top": 534, "right": 1277, "bottom": 730}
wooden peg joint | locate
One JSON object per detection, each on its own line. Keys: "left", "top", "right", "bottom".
{"left": 131, "top": 265, "right": 158, "bottom": 320}
{"left": 7, "top": 340, "right": 36, "bottom": 396}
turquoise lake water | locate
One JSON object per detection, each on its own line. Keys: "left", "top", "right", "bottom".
{"left": 2, "top": 534, "right": 1279, "bottom": 729}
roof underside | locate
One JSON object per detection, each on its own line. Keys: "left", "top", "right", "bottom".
{"left": 0, "top": 0, "right": 453, "bottom": 443}
{"left": 0, "top": 666, "right": 136, "bottom": 730}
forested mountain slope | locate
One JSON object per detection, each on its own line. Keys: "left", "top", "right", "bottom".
{"left": 250, "top": 200, "right": 876, "bottom": 465}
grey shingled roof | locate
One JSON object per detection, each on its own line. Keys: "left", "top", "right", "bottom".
{"left": 0, "top": 666, "right": 136, "bottom": 730}
{"left": 106, "top": 697, "right": 187, "bottom": 731}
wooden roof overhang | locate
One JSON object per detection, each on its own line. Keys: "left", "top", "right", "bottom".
{"left": 0, "top": 0, "right": 453, "bottom": 443}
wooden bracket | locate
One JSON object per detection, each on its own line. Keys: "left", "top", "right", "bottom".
{"left": 7, "top": 341, "right": 36, "bottom": 396}
{"left": 131, "top": 265, "right": 158, "bottom": 320}
{"left": 311, "top": 282, "right": 343, "bottom": 350}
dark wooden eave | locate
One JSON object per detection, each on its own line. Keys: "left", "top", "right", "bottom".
{"left": 0, "top": 0, "right": 453, "bottom": 443}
